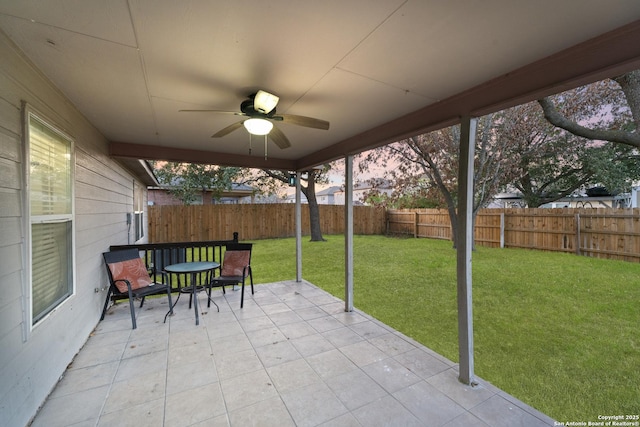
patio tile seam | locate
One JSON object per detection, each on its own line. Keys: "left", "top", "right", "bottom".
{"left": 325, "top": 365, "right": 404, "bottom": 413}
{"left": 280, "top": 341, "right": 425, "bottom": 414}
{"left": 36, "top": 281, "right": 560, "bottom": 427}
{"left": 68, "top": 345, "right": 129, "bottom": 372}
{"left": 46, "top": 366, "right": 116, "bottom": 401}
{"left": 237, "top": 291, "right": 374, "bottom": 422}
{"left": 159, "top": 317, "right": 219, "bottom": 424}
{"left": 77, "top": 328, "right": 130, "bottom": 405}
{"left": 468, "top": 393, "right": 556, "bottom": 427}
{"left": 426, "top": 368, "right": 553, "bottom": 426}
{"left": 162, "top": 324, "right": 181, "bottom": 426}
{"left": 423, "top": 367, "right": 501, "bottom": 413}
{"left": 496, "top": 390, "right": 558, "bottom": 424}
{"left": 324, "top": 305, "right": 526, "bottom": 424}
{"left": 95, "top": 349, "right": 128, "bottom": 426}
{"left": 169, "top": 285, "right": 530, "bottom": 423}
{"left": 390, "top": 381, "right": 468, "bottom": 427}
{"left": 258, "top": 372, "right": 310, "bottom": 425}
{"left": 266, "top": 288, "right": 467, "bottom": 397}
{"left": 207, "top": 380, "right": 234, "bottom": 425}
{"left": 386, "top": 327, "right": 458, "bottom": 368}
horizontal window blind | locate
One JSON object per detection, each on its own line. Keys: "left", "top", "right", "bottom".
{"left": 29, "top": 117, "right": 72, "bottom": 216}
{"left": 29, "top": 113, "right": 73, "bottom": 325}
{"left": 31, "top": 222, "right": 72, "bottom": 323}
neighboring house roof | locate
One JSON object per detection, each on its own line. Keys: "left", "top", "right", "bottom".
{"left": 285, "top": 193, "right": 308, "bottom": 202}
{"left": 149, "top": 182, "right": 253, "bottom": 194}
{"left": 249, "top": 193, "right": 285, "bottom": 204}
{"left": 334, "top": 180, "right": 394, "bottom": 193}
{"left": 490, "top": 188, "right": 633, "bottom": 208}
{"left": 316, "top": 186, "right": 342, "bottom": 196}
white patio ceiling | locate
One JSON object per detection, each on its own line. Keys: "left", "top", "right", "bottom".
{"left": 1, "top": 1, "right": 639, "bottom": 172}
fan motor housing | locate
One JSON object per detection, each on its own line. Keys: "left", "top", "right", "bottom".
{"left": 241, "top": 99, "right": 276, "bottom": 118}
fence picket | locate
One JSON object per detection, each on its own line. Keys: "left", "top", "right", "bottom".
{"left": 387, "top": 207, "right": 640, "bottom": 262}
{"left": 149, "top": 205, "right": 640, "bottom": 262}
{"left": 149, "top": 204, "right": 386, "bottom": 243}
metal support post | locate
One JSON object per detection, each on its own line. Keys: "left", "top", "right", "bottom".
{"left": 457, "top": 116, "right": 477, "bottom": 385}
{"left": 345, "top": 155, "right": 354, "bottom": 312}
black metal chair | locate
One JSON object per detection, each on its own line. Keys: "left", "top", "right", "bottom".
{"left": 206, "top": 243, "right": 254, "bottom": 308}
{"left": 102, "top": 248, "right": 173, "bottom": 329}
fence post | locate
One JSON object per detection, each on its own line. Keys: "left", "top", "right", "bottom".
{"left": 414, "top": 211, "right": 418, "bottom": 238}
{"left": 500, "top": 212, "right": 505, "bottom": 248}
{"left": 386, "top": 214, "right": 389, "bottom": 235}
{"left": 575, "top": 213, "right": 581, "bottom": 255}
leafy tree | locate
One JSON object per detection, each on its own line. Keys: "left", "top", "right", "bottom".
{"left": 361, "top": 71, "right": 640, "bottom": 229}
{"left": 360, "top": 114, "right": 515, "bottom": 247}
{"left": 360, "top": 175, "right": 441, "bottom": 208}
{"left": 153, "top": 162, "right": 241, "bottom": 205}
{"left": 494, "top": 100, "right": 640, "bottom": 207}
{"left": 152, "top": 160, "right": 331, "bottom": 241}
{"left": 499, "top": 71, "right": 640, "bottom": 207}
{"left": 538, "top": 70, "right": 639, "bottom": 148}
{"left": 240, "top": 166, "right": 332, "bottom": 242}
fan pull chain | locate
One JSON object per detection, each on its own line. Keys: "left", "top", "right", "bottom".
{"left": 264, "top": 134, "right": 268, "bottom": 160}
{"left": 248, "top": 133, "right": 252, "bottom": 155}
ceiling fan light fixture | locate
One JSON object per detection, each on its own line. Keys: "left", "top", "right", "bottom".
{"left": 244, "top": 118, "right": 273, "bottom": 135}
{"left": 254, "top": 90, "right": 279, "bottom": 114}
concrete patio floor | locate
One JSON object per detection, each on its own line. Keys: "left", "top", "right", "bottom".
{"left": 30, "top": 280, "right": 556, "bottom": 427}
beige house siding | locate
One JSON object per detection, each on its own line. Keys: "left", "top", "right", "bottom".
{"left": 0, "top": 31, "right": 147, "bottom": 426}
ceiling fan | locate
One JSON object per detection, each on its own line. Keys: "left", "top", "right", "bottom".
{"left": 179, "top": 90, "right": 330, "bottom": 150}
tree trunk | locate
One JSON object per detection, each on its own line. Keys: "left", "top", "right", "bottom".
{"left": 448, "top": 206, "right": 459, "bottom": 249}
{"left": 302, "top": 172, "right": 326, "bottom": 241}
{"left": 613, "top": 70, "right": 640, "bottom": 130}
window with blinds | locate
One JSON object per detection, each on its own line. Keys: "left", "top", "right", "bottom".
{"left": 133, "top": 181, "right": 144, "bottom": 241}
{"left": 28, "top": 113, "right": 74, "bottom": 325}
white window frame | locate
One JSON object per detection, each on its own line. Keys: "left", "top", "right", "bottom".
{"left": 133, "top": 180, "right": 145, "bottom": 242}
{"left": 23, "top": 105, "right": 76, "bottom": 334}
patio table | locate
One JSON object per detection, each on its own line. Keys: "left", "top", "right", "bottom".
{"left": 164, "top": 261, "right": 219, "bottom": 325}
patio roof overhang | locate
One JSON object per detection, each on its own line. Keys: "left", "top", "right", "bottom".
{"left": 1, "top": 3, "right": 639, "bottom": 172}
{"left": 108, "top": 17, "right": 640, "bottom": 172}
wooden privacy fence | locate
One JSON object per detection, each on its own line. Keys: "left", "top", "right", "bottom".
{"left": 149, "top": 205, "right": 640, "bottom": 262}
{"left": 149, "top": 204, "right": 386, "bottom": 242}
{"left": 387, "top": 208, "right": 640, "bottom": 262}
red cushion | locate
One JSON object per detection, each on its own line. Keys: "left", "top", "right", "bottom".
{"left": 108, "top": 257, "right": 153, "bottom": 293}
{"left": 221, "top": 251, "right": 250, "bottom": 277}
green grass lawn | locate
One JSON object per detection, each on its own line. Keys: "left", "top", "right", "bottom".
{"left": 249, "top": 234, "right": 640, "bottom": 421}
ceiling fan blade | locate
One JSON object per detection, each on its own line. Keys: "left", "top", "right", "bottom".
{"left": 269, "top": 125, "right": 291, "bottom": 149}
{"left": 212, "top": 121, "right": 244, "bottom": 138}
{"left": 179, "top": 109, "right": 247, "bottom": 117}
{"left": 279, "top": 114, "right": 330, "bottom": 130}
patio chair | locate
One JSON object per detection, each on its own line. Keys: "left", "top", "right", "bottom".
{"left": 206, "top": 243, "right": 254, "bottom": 308}
{"left": 102, "top": 248, "right": 174, "bottom": 329}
